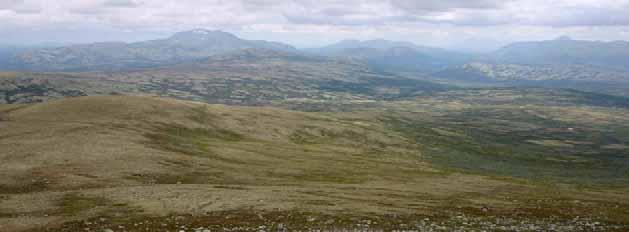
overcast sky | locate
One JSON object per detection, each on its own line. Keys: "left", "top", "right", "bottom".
{"left": 1, "top": 0, "right": 629, "bottom": 51}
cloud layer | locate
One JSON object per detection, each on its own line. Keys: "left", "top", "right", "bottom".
{"left": 1, "top": 0, "right": 629, "bottom": 50}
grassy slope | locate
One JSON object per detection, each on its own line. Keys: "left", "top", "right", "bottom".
{"left": 382, "top": 89, "right": 629, "bottom": 186}
{"left": 1, "top": 95, "right": 629, "bottom": 231}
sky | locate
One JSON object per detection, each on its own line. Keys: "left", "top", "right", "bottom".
{"left": 1, "top": 0, "right": 629, "bottom": 51}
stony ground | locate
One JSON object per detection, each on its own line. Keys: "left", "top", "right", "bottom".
{"left": 30, "top": 211, "right": 628, "bottom": 232}
{"left": 2, "top": 94, "right": 629, "bottom": 232}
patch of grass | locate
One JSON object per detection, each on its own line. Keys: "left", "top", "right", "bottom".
{"left": 270, "top": 169, "right": 367, "bottom": 184}
{"left": 126, "top": 171, "right": 229, "bottom": 185}
{"left": 145, "top": 123, "right": 244, "bottom": 163}
{"left": 56, "top": 194, "right": 110, "bottom": 216}
{"left": 213, "top": 185, "right": 249, "bottom": 190}
{"left": 186, "top": 105, "right": 217, "bottom": 125}
{"left": 288, "top": 126, "right": 381, "bottom": 148}
{"left": 0, "top": 179, "right": 50, "bottom": 194}
{"left": 287, "top": 127, "right": 360, "bottom": 144}
{"left": 381, "top": 110, "right": 629, "bottom": 186}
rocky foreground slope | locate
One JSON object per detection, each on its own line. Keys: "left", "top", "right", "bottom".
{"left": 1, "top": 95, "right": 629, "bottom": 231}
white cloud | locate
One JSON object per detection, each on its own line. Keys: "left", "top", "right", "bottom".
{"left": 1, "top": 0, "right": 629, "bottom": 50}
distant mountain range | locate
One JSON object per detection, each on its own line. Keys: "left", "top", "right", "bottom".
{"left": 1, "top": 29, "right": 296, "bottom": 71}
{"left": 306, "top": 39, "right": 473, "bottom": 73}
{"left": 2, "top": 31, "right": 629, "bottom": 97}
{"left": 0, "top": 47, "right": 27, "bottom": 67}
{"left": 0, "top": 31, "right": 473, "bottom": 75}
{"left": 485, "top": 37, "right": 629, "bottom": 70}
{"left": 435, "top": 37, "right": 629, "bottom": 90}
{"left": 306, "top": 37, "right": 629, "bottom": 87}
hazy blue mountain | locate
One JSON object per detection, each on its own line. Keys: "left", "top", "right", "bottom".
{"left": 131, "top": 30, "right": 296, "bottom": 59}
{"left": 309, "top": 39, "right": 461, "bottom": 56}
{"left": 4, "top": 29, "right": 297, "bottom": 71}
{"left": 485, "top": 37, "right": 629, "bottom": 70}
{"left": 310, "top": 39, "right": 419, "bottom": 53}
{"left": 436, "top": 37, "right": 629, "bottom": 86}
{"left": 307, "top": 39, "right": 473, "bottom": 74}
{"left": 0, "top": 46, "right": 30, "bottom": 68}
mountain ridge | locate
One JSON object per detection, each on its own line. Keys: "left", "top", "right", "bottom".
{"left": 307, "top": 39, "right": 473, "bottom": 74}
{"left": 3, "top": 29, "right": 297, "bottom": 72}
{"left": 432, "top": 38, "right": 629, "bottom": 91}
{"left": 483, "top": 38, "right": 629, "bottom": 70}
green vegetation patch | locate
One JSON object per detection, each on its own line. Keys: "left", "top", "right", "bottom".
{"left": 56, "top": 194, "right": 110, "bottom": 216}
{"left": 381, "top": 107, "right": 629, "bottom": 187}
{"left": 0, "top": 178, "right": 50, "bottom": 194}
{"left": 145, "top": 123, "right": 244, "bottom": 163}
{"left": 186, "top": 105, "right": 217, "bottom": 125}
{"left": 126, "top": 170, "right": 236, "bottom": 185}
{"left": 266, "top": 168, "right": 367, "bottom": 184}
{"left": 289, "top": 126, "right": 367, "bottom": 144}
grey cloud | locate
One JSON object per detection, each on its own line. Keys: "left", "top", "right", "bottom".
{"left": 281, "top": 1, "right": 510, "bottom": 27}
{"left": 283, "top": 6, "right": 428, "bottom": 26}
{"left": 0, "top": 0, "right": 41, "bottom": 14}
{"left": 0, "top": 0, "right": 23, "bottom": 9}
{"left": 419, "top": 9, "right": 517, "bottom": 26}
{"left": 71, "top": 0, "right": 140, "bottom": 15}
{"left": 534, "top": 7, "right": 629, "bottom": 27}
{"left": 11, "top": 6, "right": 41, "bottom": 14}
{"left": 280, "top": 0, "right": 629, "bottom": 27}
{"left": 284, "top": 13, "right": 393, "bottom": 26}
{"left": 102, "top": 0, "right": 140, "bottom": 8}
{"left": 319, "top": 7, "right": 362, "bottom": 17}
{"left": 71, "top": 7, "right": 105, "bottom": 15}
{"left": 389, "top": 0, "right": 508, "bottom": 13}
